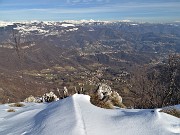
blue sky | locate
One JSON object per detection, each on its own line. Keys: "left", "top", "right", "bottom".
{"left": 0, "top": 0, "right": 180, "bottom": 22}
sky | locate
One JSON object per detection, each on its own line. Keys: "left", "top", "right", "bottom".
{"left": 0, "top": 0, "right": 180, "bottom": 22}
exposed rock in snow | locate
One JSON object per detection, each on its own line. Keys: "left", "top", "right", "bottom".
{"left": 63, "top": 86, "right": 69, "bottom": 98}
{"left": 97, "top": 83, "right": 112, "bottom": 100}
{"left": 24, "top": 95, "right": 36, "bottom": 103}
{"left": 42, "top": 91, "right": 58, "bottom": 102}
{"left": 24, "top": 91, "right": 58, "bottom": 103}
{"left": 91, "top": 84, "right": 124, "bottom": 109}
{"left": 24, "top": 95, "right": 43, "bottom": 103}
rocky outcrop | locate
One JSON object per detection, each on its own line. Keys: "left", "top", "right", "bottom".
{"left": 90, "top": 83, "right": 125, "bottom": 109}
{"left": 24, "top": 91, "right": 58, "bottom": 103}
{"left": 24, "top": 95, "right": 36, "bottom": 103}
{"left": 42, "top": 91, "right": 58, "bottom": 102}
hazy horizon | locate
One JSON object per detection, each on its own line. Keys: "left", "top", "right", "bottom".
{"left": 0, "top": 0, "right": 180, "bottom": 23}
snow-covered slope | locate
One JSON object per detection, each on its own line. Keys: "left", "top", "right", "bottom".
{"left": 0, "top": 94, "right": 179, "bottom": 135}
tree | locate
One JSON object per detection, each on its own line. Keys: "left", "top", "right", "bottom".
{"left": 129, "top": 54, "right": 180, "bottom": 109}
{"left": 161, "top": 54, "right": 180, "bottom": 106}
{"left": 12, "top": 30, "right": 28, "bottom": 93}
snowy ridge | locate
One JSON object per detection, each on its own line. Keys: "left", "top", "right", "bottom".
{"left": 26, "top": 95, "right": 85, "bottom": 135}
{"left": 0, "top": 19, "right": 130, "bottom": 28}
{"left": 0, "top": 94, "right": 179, "bottom": 135}
{"left": 0, "top": 21, "right": 14, "bottom": 27}
{"left": 61, "top": 23, "right": 75, "bottom": 27}
{"left": 10, "top": 21, "right": 79, "bottom": 36}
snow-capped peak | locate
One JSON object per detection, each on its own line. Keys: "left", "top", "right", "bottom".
{"left": 0, "top": 21, "right": 14, "bottom": 27}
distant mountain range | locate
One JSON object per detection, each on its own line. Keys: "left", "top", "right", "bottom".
{"left": 0, "top": 20, "right": 180, "bottom": 103}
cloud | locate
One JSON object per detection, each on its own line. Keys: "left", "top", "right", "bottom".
{"left": 2, "top": 1, "right": 179, "bottom": 12}
{"left": 1, "top": 1, "right": 180, "bottom": 10}
{"left": 32, "top": 2, "right": 180, "bottom": 13}
{"left": 67, "top": 0, "right": 109, "bottom": 4}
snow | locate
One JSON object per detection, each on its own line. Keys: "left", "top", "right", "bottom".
{"left": 64, "top": 19, "right": 95, "bottom": 24}
{"left": 66, "top": 28, "right": 78, "bottom": 32}
{"left": 61, "top": 23, "right": 75, "bottom": 27}
{"left": 130, "top": 24, "right": 138, "bottom": 26}
{"left": 14, "top": 25, "right": 49, "bottom": 34}
{"left": 0, "top": 21, "right": 14, "bottom": 27}
{"left": 120, "top": 20, "right": 132, "bottom": 22}
{"left": 0, "top": 94, "right": 179, "bottom": 135}
{"left": 0, "top": 21, "right": 41, "bottom": 27}
{"left": 64, "top": 19, "right": 111, "bottom": 24}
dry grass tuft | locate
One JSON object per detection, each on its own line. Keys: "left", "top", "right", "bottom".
{"left": 110, "top": 91, "right": 126, "bottom": 108}
{"left": 7, "top": 109, "right": 15, "bottom": 112}
{"left": 90, "top": 94, "right": 114, "bottom": 109}
{"left": 160, "top": 107, "right": 180, "bottom": 118}
{"left": 9, "top": 102, "right": 25, "bottom": 107}
{"left": 103, "top": 101, "right": 114, "bottom": 109}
